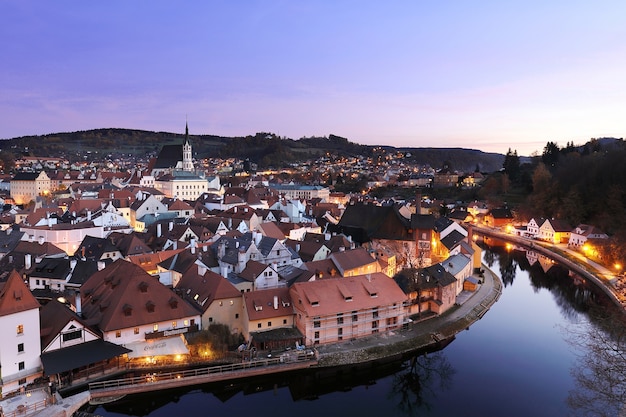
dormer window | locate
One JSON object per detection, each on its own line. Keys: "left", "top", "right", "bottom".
{"left": 138, "top": 281, "right": 149, "bottom": 293}
{"left": 146, "top": 301, "right": 155, "bottom": 313}
{"left": 123, "top": 304, "right": 133, "bottom": 317}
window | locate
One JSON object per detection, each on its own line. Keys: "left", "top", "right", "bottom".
{"left": 62, "top": 329, "right": 82, "bottom": 342}
{"left": 283, "top": 319, "right": 287, "bottom": 325}
{"left": 184, "top": 320, "right": 189, "bottom": 326}
{"left": 337, "top": 313, "right": 344, "bottom": 325}
{"left": 373, "top": 308, "right": 379, "bottom": 319}
{"left": 172, "top": 321, "right": 177, "bottom": 328}
{"left": 313, "top": 317, "right": 320, "bottom": 328}
{"left": 338, "top": 328, "right": 343, "bottom": 341}
{"left": 18, "top": 343, "right": 24, "bottom": 353}
{"left": 134, "top": 328, "right": 139, "bottom": 335}
{"left": 115, "top": 331, "right": 121, "bottom": 338}
{"left": 314, "top": 331, "right": 319, "bottom": 340}
{"left": 257, "top": 323, "right": 262, "bottom": 329}
{"left": 209, "top": 317, "right": 213, "bottom": 323}
{"left": 153, "top": 324, "right": 159, "bottom": 332}
{"left": 18, "top": 362, "right": 25, "bottom": 371}
{"left": 235, "top": 313, "right": 239, "bottom": 319}
{"left": 17, "top": 324, "right": 23, "bottom": 335}
{"left": 352, "top": 311, "right": 358, "bottom": 322}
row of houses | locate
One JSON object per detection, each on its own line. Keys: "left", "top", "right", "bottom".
{"left": 0, "top": 201, "right": 480, "bottom": 396}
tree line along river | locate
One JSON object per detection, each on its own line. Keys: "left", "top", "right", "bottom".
{"left": 87, "top": 241, "right": 625, "bottom": 417}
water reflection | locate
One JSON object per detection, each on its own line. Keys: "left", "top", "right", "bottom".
{"left": 390, "top": 351, "right": 455, "bottom": 414}
{"left": 564, "top": 308, "right": 626, "bottom": 417}
{"left": 89, "top": 244, "right": 625, "bottom": 417}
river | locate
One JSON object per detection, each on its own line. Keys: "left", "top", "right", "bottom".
{"left": 88, "top": 243, "right": 626, "bottom": 417}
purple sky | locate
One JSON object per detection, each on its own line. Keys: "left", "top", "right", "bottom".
{"left": 2, "top": 1, "right": 625, "bottom": 156}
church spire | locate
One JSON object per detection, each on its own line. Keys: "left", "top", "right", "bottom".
{"left": 182, "top": 119, "right": 193, "bottom": 172}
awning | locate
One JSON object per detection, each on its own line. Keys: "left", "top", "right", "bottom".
{"left": 41, "top": 339, "right": 131, "bottom": 375}
{"left": 125, "top": 335, "right": 189, "bottom": 359}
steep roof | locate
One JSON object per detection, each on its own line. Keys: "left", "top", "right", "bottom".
{"left": 153, "top": 144, "right": 183, "bottom": 169}
{"left": 176, "top": 267, "right": 241, "bottom": 313}
{"left": 80, "top": 259, "right": 198, "bottom": 332}
{"left": 0, "top": 270, "right": 40, "bottom": 317}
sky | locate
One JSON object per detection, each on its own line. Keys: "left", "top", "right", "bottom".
{"left": 1, "top": 1, "right": 625, "bottom": 156}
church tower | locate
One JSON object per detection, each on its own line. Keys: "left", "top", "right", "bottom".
{"left": 182, "top": 121, "right": 194, "bottom": 172}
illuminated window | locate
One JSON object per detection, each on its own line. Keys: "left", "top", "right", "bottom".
{"left": 172, "top": 321, "right": 177, "bottom": 328}
{"left": 134, "top": 328, "right": 139, "bottom": 335}
{"left": 183, "top": 320, "right": 189, "bottom": 326}
{"left": 17, "top": 324, "right": 24, "bottom": 335}
{"left": 115, "top": 331, "right": 121, "bottom": 338}
{"left": 153, "top": 324, "right": 158, "bottom": 332}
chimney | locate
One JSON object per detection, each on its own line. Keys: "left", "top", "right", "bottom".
{"left": 221, "top": 265, "right": 228, "bottom": 278}
{"left": 169, "top": 221, "right": 174, "bottom": 231}
{"left": 191, "top": 239, "right": 196, "bottom": 254}
{"left": 97, "top": 261, "right": 105, "bottom": 271}
{"left": 25, "top": 254, "right": 32, "bottom": 270}
{"left": 70, "top": 259, "right": 77, "bottom": 270}
{"left": 39, "top": 236, "right": 45, "bottom": 245}
{"left": 325, "top": 233, "right": 331, "bottom": 241}
{"left": 157, "top": 223, "right": 162, "bottom": 238}
{"left": 87, "top": 210, "right": 92, "bottom": 221}
{"left": 234, "top": 206, "right": 237, "bottom": 213}
{"left": 273, "top": 295, "right": 279, "bottom": 310}
{"left": 75, "top": 291, "right": 82, "bottom": 317}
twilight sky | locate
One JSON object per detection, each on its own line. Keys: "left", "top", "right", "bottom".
{"left": 1, "top": 1, "right": 625, "bottom": 156}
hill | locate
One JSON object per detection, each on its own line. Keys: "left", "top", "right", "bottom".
{"left": 0, "top": 129, "right": 505, "bottom": 172}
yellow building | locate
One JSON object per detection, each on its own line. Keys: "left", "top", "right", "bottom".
{"left": 10, "top": 171, "right": 51, "bottom": 205}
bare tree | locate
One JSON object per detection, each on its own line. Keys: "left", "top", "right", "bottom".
{"left": 565, "top": 309, "right": 626, "bottom": 417}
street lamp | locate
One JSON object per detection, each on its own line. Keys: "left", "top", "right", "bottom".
{"left": 616, "top": 263, "right": 623, "bottom": 277}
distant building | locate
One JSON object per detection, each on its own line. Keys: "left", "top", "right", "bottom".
{"left": 10, "top": 171, "right": 51, "bottom": 205}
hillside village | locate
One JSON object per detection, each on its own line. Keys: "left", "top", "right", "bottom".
{"left": 0, "top": 128, "right": 614, "bottom": 398}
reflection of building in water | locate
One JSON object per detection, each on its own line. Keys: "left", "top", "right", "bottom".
{"left": 526, "top": 250, "right": 538, "bottom": 266}
{"left": 537, "top": 254, "right": 556, "bottom": 273}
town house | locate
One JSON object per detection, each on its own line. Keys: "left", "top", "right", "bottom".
{"left": 290, "top": 273, "right": 407, "bottom": 346}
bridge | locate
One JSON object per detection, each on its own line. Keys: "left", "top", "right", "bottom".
{"left": 89, "top": 353, "right": 317, "bottom": 402}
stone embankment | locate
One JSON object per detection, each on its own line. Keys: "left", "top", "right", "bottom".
{"left": 315, "top": 264, "right": 502, "bottom": 367}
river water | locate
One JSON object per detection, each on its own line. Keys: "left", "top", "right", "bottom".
{"left": 90, "top": 243, "right": 625, "bottom": 417}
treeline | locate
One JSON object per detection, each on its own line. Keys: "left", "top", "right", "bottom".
{"left": 506, "top": 138, "right": 626, "bottom": 265}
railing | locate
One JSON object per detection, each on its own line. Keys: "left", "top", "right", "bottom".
{"left": 89, "top": 352, "right": 315, "bottom": 393}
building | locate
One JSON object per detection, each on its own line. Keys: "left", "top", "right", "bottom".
{"left": 10, "top": 171, "right": 51, "bottom": 205}
{"left": 290, "top": 273, "right": 407, "bottom": 346}
{"left": 0, "top": 271, "right": 42, "bottom": 395}
{"left": 79, "top": 259, "right": 201, "bottom": 362}
{"left": 268, "top": 184, "right": 330, "bottom": 201}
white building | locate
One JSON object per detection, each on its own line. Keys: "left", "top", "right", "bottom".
{"left": 0, "top": 271, "right": 42, "bottom": 395}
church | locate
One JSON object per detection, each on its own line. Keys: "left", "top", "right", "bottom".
{"left": 149, "top": 123, "right": 220, "bottom": 200}
{"left": 150, "top": 122, "right": 195, "bottom": 178}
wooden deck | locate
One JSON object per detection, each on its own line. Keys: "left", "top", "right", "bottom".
{"left": 89, "top": 354, "right": 317, "bottom": 401}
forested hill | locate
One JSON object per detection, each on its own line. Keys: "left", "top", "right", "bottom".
{"left": 0, "top": 129, "right": 505, "bottom": 172}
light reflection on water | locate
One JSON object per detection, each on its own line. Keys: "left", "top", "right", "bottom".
{"left": 91, "top": 245, "right": 622, "bottom": 417}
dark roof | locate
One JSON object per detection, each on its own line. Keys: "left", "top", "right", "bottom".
{"left": 12, "top": 172, "right": 41, "bottom": 181}
{"left": 440, "top": 230, "right": 466, "bottom": 251}
{"left": 394, "top": 264, "right": 457, "bottom": 293}
{"left": 153, "top": 144, "right": 183, "bottom": 169}
{"left": 40, "top": 339, "right": 131, "bottom": 375}
{"left": 336, "top": 203, "right": 413, "bottom": 243}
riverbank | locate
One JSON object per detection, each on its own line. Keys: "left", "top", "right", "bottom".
{"left": 9, "top": 263, "right": 502, "bottom": 416}
{"left": 475, "top": 226, "right": 626, "bottom": 313}
{"left": 315, "top": 264, "right": 502, "bottom": 366}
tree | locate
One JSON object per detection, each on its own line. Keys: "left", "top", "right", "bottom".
{"left": 502, "top": 148, "right": 521, "bottom": 183}
{"left": 542, "top": 141, "right": 561, "bottom": 168}
{"left": 566, "top": 309, "right": 626, "bottom": 417}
